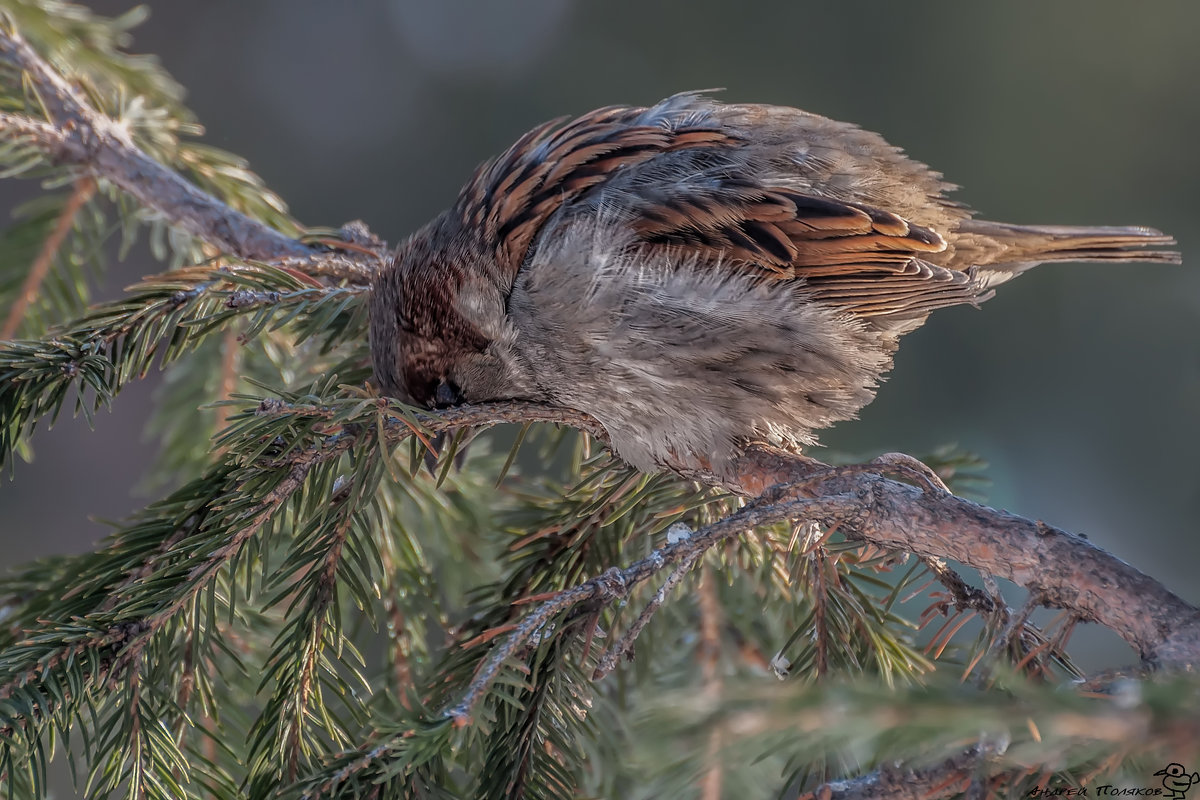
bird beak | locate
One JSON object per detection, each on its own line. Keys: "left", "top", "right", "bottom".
{"left": 433, "top": 378, "right": 464, "bottom": 409}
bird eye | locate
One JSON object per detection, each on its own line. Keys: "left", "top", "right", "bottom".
{"left": 432, "top": 378, "right": 463, "bottom": 409}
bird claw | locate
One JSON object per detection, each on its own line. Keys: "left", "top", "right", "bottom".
{"left": 762, "top": 451, "right": 951, "bottom": 503}
{"left": 868, "top": 452, "right": 951, "bottom": 494}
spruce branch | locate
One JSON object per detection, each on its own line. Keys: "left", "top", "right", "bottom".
{"left": 0, "top": 22, "right": 310, "bottom": 263}
{"left": 446, "top": 567, "right": 629, "bottom": 724}
{"left": 919, "top": 555, "right": 1000, "bottom": 619}
{"left": 0, "top": 386, "right": 398, "bottom": 795}
{"left": 0, "top": 261, "right": 367, "bottom": 468}
{"left": 246, "top": 468, "right": 379, "bottom": 796}
{"left": 810, "top": 530, "right": 833, "bottom": 678}
{"left": 213, "top": 397, "right": 1200, "bottom": 675}
{"left": 764, "top": 526, "right": 935, "bottom": 686}
{"left": 0, "top": 106, "right": 66, "bottom": 154}
{"left": 0, "top": 455, "right": 317, "bottom": 717}
{"left": 446, "top": 492, "right": 842, "bottom": 722}
{"left": 0, "top": 18, "right": 388, "bottom": 295}
{"left": 211, "top": 324, "right": 240, "bottom": 434}
{"left": 8, "top": 390, "right": 1189, "bottom": 793}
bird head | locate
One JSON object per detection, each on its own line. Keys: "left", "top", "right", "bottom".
{"left": 369, "top": 217, "right": 532, "bottom": 409}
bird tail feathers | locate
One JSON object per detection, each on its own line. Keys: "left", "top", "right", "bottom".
{"left": 956, "top": 220, "right": 1180, "bottom": 289}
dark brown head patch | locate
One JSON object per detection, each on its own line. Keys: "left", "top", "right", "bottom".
{"left": 393, "top": 255, "right": 490, "bottom": 408}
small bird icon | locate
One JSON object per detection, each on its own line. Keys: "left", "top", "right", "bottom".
{"left": 1155, "top": 763, "right": 1200, "bottom": 799}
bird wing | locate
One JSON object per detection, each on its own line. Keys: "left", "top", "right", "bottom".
{"left": 455, "top": 93, "right": 982, "bottom": 321}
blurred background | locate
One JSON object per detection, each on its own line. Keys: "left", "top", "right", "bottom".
{"left": 1, "top": 0, "right": 1197, "bottom": 669}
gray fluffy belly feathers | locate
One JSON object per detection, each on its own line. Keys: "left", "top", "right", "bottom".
{"left": 506, "top": 223, "right": 894, "bottom": 472}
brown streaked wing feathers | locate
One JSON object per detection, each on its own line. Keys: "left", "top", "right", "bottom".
{"left": 458, "top": 105, "right": 742, "bottom": 277}
{"left": 459, "top": 103, "right": 976, "bottom": 320}
{"left": 630, "top": 184, "right": 974, "bottom": 317}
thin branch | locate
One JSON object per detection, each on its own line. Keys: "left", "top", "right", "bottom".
{"left": 173, "top": 627, "right": 197, "bottom": 785}
{"left": 420, "top": 401, "right": 611, "bottom": 443}
{"left": 446, "top": 568, "right": 630, "bottom": 724}
{"left": 286, "top": 506, "right": 354, "bottom": 783}
{"left": 920, "top": 556, "right": 999, "bottom": 618}
{"left": 286, "top": 222, "right": 388, "bottom": 284}
{"left": 143, "top": 461, "right": 314, "bottom": 637}
{"left": 379, "top": 546, "right": 413, "bottom": 701}
{"left": 126, "top": 658, "right": 148, "bottom": 800}
{"left": 0, "top": 112, "right": 67, "bottom": 151}
{"left": 97, "top": 526, "right": 192, "bottom": 614}
{"left": 0, "top": 26, "right": 314, "bottom": 263}
{"left": 212, "top": 324, "right": 240, "bottom": 435}
{"left": 445, "top": 493, "right": 840, "bottom": 722}
{"left": 812, "top": 538, "right": 830, "bottom": 678}
{"left": 998, "top": 591, "right": 1045, "bottom": 659}
{"left": 697, "top": 563, "right": 724, "bottom": 800}
{"left": 1, "top": 175, "right": 95, "bottom": 338}
{"left": 275, "top": 252, "right": 378, "bottom": 284}
{"left": 591, "top": 544, "right": 705, "bottom": 680}
{"left": 798, "top": 743, "right": 993, "bottom": 800}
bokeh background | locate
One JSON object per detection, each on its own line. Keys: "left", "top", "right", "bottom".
{"left": 2, "top": 0, "right": 1198, "bottom": 672}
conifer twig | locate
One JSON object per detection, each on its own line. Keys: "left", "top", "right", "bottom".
{"left": 1, "top": 175, "right": 94, "bottom": 339}
{"left": 0, "top": 111, "right": 64, "bottom": 148}
{"left": 446, "top": 569, "right": 629, "bottom": 724}
{"left": 811, "top": 539, "right": 831, "bottom": 678}
{"left": 212, "top": 324, "right": 240, "bottom": 435}
{"left": 798, "top": 743, "right": 993, "bottom": 800}
{"left": 285, "top": 508, "right": 353, "bottom": 783}
{"left": 445, "top": 493, "right": 838, "bottom": 722}
{"left": 920, "top": 556, "right": 999, "bottom": 617}
{"left": 697, "top": 564, "right": 724, "bottom": 800}
{"left": 591, "top": 547, "right": 705, "bottom": 680}
{"left": 0, "top": 25, "right": 311, "bottom": 263}
{"left": 0, "top": 456, "right": 320, "bottom": 709}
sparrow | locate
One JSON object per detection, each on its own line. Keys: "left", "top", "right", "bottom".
{"left": 369, "top": 92, "right": 1179, "bottom": 478}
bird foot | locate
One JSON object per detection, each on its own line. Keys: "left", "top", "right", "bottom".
{"left": 868, "top": 451, "right": 951, "bottom": 494}
{"left": 754, "top": 450, "right": 950, "bottom": 506}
